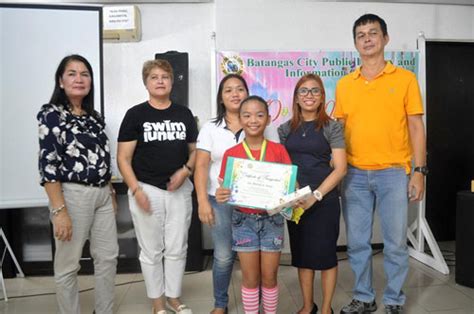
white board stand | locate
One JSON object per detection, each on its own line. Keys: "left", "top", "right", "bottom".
{"left": 406, "top": 33, "right": 449, "bottom": 275}
{"left": 407, "top": 202, "right": 449, "bottom": 274}
{"left": 0, "top": 228, "right": 25, "bottom": 302}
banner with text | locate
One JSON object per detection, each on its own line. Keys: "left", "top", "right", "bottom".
{"left": 217, "top": 51, "right": 419, "bottom": 127}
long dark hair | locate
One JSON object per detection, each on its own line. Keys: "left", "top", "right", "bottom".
{"left": 49, "top": 54, "right": 98, "bottom": 118}
{"left": 212, "top": 74, "right": 249, "bottom": 126}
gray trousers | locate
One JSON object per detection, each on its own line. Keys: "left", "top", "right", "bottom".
{"left": 54, "top": 183, "right": 118, "bottom": 314}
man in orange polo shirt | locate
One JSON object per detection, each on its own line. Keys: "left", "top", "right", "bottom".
{"left": 335, "top": 14, "right": 427, "bottom": 314}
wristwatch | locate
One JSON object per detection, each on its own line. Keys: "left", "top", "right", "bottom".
{"left": 313, "top": 189, "right": 323, "bottom": 201}
{"left": 414, "top": 166, "right": 429, "bottom": 175}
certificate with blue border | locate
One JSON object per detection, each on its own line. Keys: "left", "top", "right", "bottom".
{"left": 222, "top": 157, "right": 297, "bottom": 211}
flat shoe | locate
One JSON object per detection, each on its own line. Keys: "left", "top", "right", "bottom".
{"left": 210, "top": 307, "right": 228, "bottom": 314}
{"left": 169, "top": 304, "right": 193, "bottom": 314}
{"left": 152, "top": 307, "right": 167, "bottom": 314}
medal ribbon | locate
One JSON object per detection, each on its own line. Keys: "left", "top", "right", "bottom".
{"left": 242, "top": 139, "right": 267, "bottom": 161}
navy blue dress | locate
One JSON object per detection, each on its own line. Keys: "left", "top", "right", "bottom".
{"left": 285, "top": 121, "right": 340, "bottom": 270}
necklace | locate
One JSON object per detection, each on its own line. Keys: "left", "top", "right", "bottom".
{"left": 301, "top": 122, "right": 313, "bottom": 138}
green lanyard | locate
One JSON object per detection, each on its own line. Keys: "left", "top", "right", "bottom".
{"left": 242, "top": 139, "right": 267, "bottom": 161}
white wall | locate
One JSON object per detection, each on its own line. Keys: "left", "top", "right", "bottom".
{"left": 216, "top": 1, "right": 474, "bottom": 51}
{"left": 103, "top": 0, "right": 474, "bottom": 249}
{"left": 103, "top": 2, "right": 214, "bottom": 176}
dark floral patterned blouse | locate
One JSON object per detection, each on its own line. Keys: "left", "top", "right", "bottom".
{"left": 37, "top": 103, "right": 111, "bottom": 186}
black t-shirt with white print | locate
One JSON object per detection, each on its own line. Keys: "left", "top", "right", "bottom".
{"left": 118, "top": 101, "right": 198, "bottom": 190}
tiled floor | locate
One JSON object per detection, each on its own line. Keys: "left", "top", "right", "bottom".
{"left": 1, "top": 243, "right": 473, "bottom": 313}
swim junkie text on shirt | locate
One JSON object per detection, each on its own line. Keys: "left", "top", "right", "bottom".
{"left": 143, "top": 120, "right": 187, "bottom": 142}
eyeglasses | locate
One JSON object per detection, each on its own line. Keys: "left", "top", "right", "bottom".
{"left": 297, "top": 87, "right": 322, "bottom": 96}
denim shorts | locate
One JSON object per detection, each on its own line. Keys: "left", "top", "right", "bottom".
{"left": 231, "top": 210, "right": 285, "bottom": 252}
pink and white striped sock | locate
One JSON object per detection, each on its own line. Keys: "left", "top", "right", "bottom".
{"left": 262, "top": 285, "right": 279, "bottom": 314}
{"left": 241, "top": 286, "right": 260, "bottom": 314}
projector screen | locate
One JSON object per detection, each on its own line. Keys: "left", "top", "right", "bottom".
{"left": 0, "top": 4, "right": 103, "bottom": 208}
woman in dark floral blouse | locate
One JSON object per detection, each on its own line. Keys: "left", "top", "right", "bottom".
{"left": 37, "top": 54, "right": 118, "bottom": 314}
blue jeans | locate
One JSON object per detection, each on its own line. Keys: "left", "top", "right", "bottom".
{"left": 209, "top": 196, "right": 236, "bottom": 309}
{"left": 341, "top": 166, "right": 409, "bottom": 306}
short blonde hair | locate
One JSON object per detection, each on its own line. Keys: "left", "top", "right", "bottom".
{"left": 142, "top": 59, "right": 174, "bottom": 85}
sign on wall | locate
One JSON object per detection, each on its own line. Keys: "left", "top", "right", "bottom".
{"left": 217, "top": 51, "right": 419, "bottom": 127}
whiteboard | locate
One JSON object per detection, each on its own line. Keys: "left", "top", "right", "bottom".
{"left": 0, "top": 4, "right": 102, "bottom": 208}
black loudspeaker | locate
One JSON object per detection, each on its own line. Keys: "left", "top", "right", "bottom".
{"left": 155, "top": 51, "right": 189, "bottom": 107}
{"left": 455, "top": 191, "right": 474, "bottom": 288}
{"left": 155, "top": 51, "right": 202, "bottom": 271}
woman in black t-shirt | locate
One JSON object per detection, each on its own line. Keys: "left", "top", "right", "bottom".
{"left": 117, "top": 59, "right": 198, "bottom": 314}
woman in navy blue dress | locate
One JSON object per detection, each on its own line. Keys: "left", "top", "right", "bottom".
{"left": 278, "top": 74, "right": 347, "bottom": 314}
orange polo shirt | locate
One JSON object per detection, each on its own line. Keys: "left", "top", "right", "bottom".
{"left": 334, "top": 62, "right": 423, "bottom": 173}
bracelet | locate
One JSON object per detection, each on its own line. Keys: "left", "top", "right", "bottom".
{"left": 132, "top": 186, "right": 142, "bottom": 196}
{"left": 51, "top": 204, "right": 65, "bottom": 216}
{"left": 313, "top": 189, "right": 323, "bottom": 201}
{"left": 110, "top": 189, "right": 116, "bottom": 196}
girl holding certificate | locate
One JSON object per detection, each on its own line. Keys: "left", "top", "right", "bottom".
{"left": 195, "top": 75, "right": 278, "bottom": 314}
{"left": 278, "top": 74, "right": 347, "bottom": 314}
{"left": 216, "top": 96, "right": 292, "bottom": 314}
